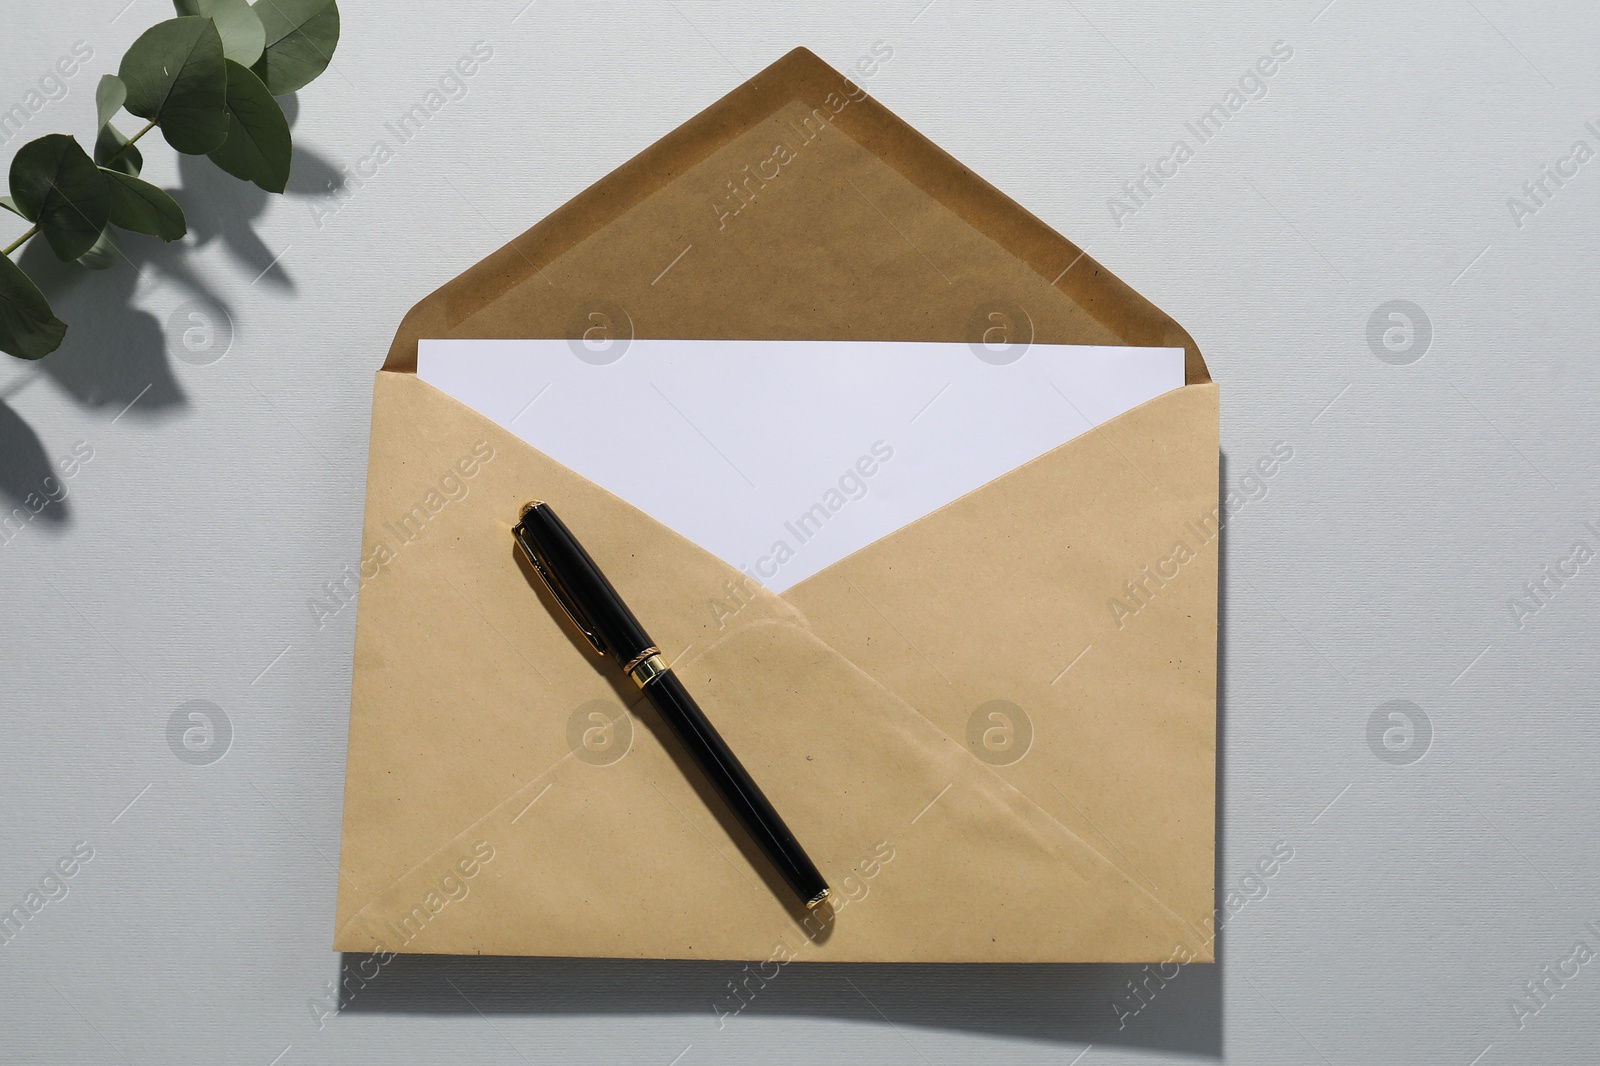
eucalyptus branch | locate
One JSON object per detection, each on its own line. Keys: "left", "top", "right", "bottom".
{"left": 0, "top": 121, "right": 155, "bottom": 260}
{"left": 0, "top": 1, "right": 341, "bottom": 361}
{"left": 104, "top": 118, "right": 158, "bottom": 166}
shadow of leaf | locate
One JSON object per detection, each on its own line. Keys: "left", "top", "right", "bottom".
{"left": 17, "top": 237, "right": 185, "bottom": 416}
{"left": 0, "top": 397, "right": 68, "bottom": 524}
{"left": 177, "top": 152, "right": 290, "bottom": 290}
{"left": 281, "top": 93, "right": 348, "bottom": 199}
{"left": 174, "top": 93, "right": 347, "bottom": 289}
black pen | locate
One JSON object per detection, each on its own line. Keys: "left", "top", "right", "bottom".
{"left": 513, "top": 501, "right": 831, "bottom": 911}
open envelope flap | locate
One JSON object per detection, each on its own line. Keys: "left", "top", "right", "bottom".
{"left": 785, "top": 382, "right": 1219, "bottom": 942}
{"left": 379, "top": 48, "right": 1207, "bottom": 385}
{"left": 336, "top": 374, "right": 1206, "bottom": 962}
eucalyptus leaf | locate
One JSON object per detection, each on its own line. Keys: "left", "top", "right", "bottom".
{"left": 119, "top": 17, "right": 230, "bottom": 155}
{"left": 208, "top": 60, "right": 291, "bottom": 193}
{"left": 93, "top": 75, "right": 144, "bottom": 177}
{"left": 0, "top": 195, "right": 20, "bottom": 217}
{"left": 102, "top": 169, "right": 188, "bottom": 241}
{"left": 0, "top": 253, "right": 68, "bottom": 360}
{"left": 76, "top": 229, "right": 124, "bottom": 270}
{"left": 252, "top": 0, "right": 339, "bottom": 96}
{"left": 175, "top": 0, "right": 266, "bottom": 67}
{"left": 94, "top": 124, "right": 144, "bottom": 177}
{"left": 8, "top": 135, "right": 111, "bottom": 262}
{"left": 95, "top": 75, "right": 128, "bottom": 131}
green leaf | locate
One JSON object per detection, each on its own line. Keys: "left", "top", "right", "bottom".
{"left": 207, "top": 60, "right": 291, "bottom": 193}
{"left": 119, "top": 17, "right": 230, "bottom": 155}
{"left": 0, "top": 254, "right": 67, "bottom": 360}
{"left": 175, "top": 0, "right": 266, "bottom": 67}
{"left": 8, "top": 135, "right": 111, "bottom": 262}
{"left": 0, "top": 195, "right": 20, "bottom": 217}
{"left": 96, "top": 74, "right": 127, "bottom": 131}
{"left": 92, "top": 74, "right": 145, "bottom": 177}
{"left": 102, "top": 169, "right": 188, "bottom": 240}
{"left": 95, "top": 124, "right": 145, "bottom": 177}
{"left": 76, "top": 229, "right": 124, "bottom": 270}
{"left": 251, "top": 0, "right": 339, "bottom": 95}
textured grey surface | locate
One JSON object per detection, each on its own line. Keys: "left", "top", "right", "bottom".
{"left": 2, "top": 1, "right": 1597, "bottom": 1063}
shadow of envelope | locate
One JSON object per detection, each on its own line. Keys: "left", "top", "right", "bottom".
{"left": 334, "top": 48, "right": 1218, "bottom": 964}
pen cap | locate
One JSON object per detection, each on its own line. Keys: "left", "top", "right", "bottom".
{"left": 513, "top": 502, "right": 654, "bottom": 664}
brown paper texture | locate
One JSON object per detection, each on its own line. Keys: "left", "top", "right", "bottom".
{"left": 336, "top": 48, "right": 1217, "bottom": 963}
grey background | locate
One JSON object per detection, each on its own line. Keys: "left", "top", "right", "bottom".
{"left": 2, "top": 1, "right": 1596, "bottom": 1063}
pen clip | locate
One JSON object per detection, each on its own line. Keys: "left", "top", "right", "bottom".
{"left": 513, "top": 519, "right": 607, "bottom": 656}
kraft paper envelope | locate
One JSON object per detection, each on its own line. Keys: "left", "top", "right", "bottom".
{"left": 334, "top": 47, "right": 1218, "bottom": 963}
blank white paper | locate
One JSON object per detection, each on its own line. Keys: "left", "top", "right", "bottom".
{"left": 418, "top": 339, "right": 1185, "bottom": 592}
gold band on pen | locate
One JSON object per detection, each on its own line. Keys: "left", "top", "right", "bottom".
{"left": 621, "top": 646, "right": 660, "bottom": 674}
{"left": 806, "top": 888, "right": 830, "bottom": 910}
{"left": 624, "top": 648, "right": 669, "bottom": 687}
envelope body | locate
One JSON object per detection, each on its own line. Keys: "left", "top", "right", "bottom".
{"left": 334, "top": 48, "right": 1218, "bottom": 964}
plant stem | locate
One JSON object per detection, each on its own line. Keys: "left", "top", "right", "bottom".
{"left": 102, "top": 118, "right": 158, "bottom": 167}
{"left": 3, "top": 119, "right": 158, "bottom": 258}
{"left": 2, "top": 226, "right": 36, "bottom": 257}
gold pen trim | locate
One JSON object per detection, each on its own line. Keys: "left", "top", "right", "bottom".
{"left": 621, "top": 646, "right": 661, "bottom": 675}
{"left": 627, "top": 652, "right": 669, "bottom": 688}
{"left": 806, "top": 888, "right": 830, "bottom": 910}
